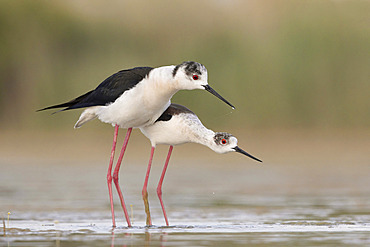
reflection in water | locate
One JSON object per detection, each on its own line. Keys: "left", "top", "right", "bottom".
{"left": 110, "top": 229, "right": 168, "bottom": 247}
{"left": 55, "top": 231, "right": 60, "bottom": 247}
{"left": 1, "top": 159, "right": 370, "bottom": 246}
{"left": 144, "top": 231, "right": 150, "bottom": 247}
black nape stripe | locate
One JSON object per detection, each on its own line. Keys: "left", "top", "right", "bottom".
{"left": 172, "top": 64, "right": 180, "bottom": 77}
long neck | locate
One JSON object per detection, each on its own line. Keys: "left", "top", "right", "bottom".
{"left": 144, "top": 66, "right": 179, "bottom": 102}
{"left": 141, "top": 66, "right": 179, "bottom": 125}
{"left": 186, "top": 116, "right": 216, "bottom": 150}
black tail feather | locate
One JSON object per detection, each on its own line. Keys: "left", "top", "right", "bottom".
{"left": 37, "top": 90, "right": 94, "bottom": 112}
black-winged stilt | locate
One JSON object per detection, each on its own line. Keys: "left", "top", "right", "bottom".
{"left": 38, "top": 61, "right": 234, "bottom": 227}
{"left": 139, "top": 103, "right": 262, "bottom": 226}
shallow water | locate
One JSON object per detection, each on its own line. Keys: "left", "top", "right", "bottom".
{"left": 1, "top": 156, "right": 370, "bottom": 246}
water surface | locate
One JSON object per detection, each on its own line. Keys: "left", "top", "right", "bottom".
{"left": 1, "top": 154, "right": 369, "bottom": 246}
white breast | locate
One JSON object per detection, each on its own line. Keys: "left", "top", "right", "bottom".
{"left": 94, "top": 67, "right": 177, "bottom": 128}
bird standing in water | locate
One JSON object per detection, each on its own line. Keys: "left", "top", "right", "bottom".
{"left": 38, "top": 61, "right": 234, "bottom": 227}
{"left": 139, "top": 103, "right": 262, "bottom": 226}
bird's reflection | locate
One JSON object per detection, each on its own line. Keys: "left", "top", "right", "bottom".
{"left": 110, "top": 228, "right": 167, "bottom": 247}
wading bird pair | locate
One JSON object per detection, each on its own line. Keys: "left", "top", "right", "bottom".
{"left": 38, "top": 61, "right": 262, "bottom": 227}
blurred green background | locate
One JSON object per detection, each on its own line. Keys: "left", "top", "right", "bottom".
{"left": 0, "top": 0, "right": 369, "bottom": 161}
{"left": 1, "top": 2, "right": 370, "bottom": 243}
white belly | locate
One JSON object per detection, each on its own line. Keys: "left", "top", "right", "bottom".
{"left": 75, "top": 66, "right": 180, "bottom": 129}
{"left": 95, "top": 80, "right": 173, "bottom": 128}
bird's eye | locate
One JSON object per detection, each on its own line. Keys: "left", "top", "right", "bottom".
{"left": 221, "top": 139, "right": 227, "bottom": 145}
{"left": 192, "top": 74, "right": 199, "bottom": 80}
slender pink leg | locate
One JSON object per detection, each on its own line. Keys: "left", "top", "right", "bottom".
{"left": 157, "top": 145, "right": 173, "bottom": 226}
{"left": 142, "top": 146, "right": 155, "bottom": 226}
{"left": 107, "top": 125, "right": 119, "bottom": 227}
{"left": 112, "top": 127, "right": 132, "bottom": 227}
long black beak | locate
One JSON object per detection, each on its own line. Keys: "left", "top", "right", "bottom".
{"left": 233, "top": 146, "right": 262, "bottom": 163}
{"left": 203, "top": 85, "right": 235, "bottom": 109}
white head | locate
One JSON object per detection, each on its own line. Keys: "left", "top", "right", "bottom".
{"left": 172, "top": 61, "right": 235, "bottom": 109}
{"left": 211, "top": 132, "right": 262, "bottom": 162}
{"left": 172, "top": 61, "right": 208, "bottom": 90}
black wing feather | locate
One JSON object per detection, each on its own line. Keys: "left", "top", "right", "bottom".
{"left": 155, "top": 104, "right": 194, "bottom": 122}
{"left": 155, "top": 110, "right": 172, "bottom": 122}
{"left": 37, "top": 66, "right": 153, "bottom": 112}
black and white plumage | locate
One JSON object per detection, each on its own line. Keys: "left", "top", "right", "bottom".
{"left": 139, "top": 103, "right": 262, "bottom": 226}
{"left": 38, "top": 61, "right": 235, "bottom": 228}
{"left": 141, "top": 103, "right": 262, "bottom": 159}
{"left": 40, "top": 67, "right": 154, "bottom": 111}
{"left": 38, "top": 61, "right": 234, "bottom": 129}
